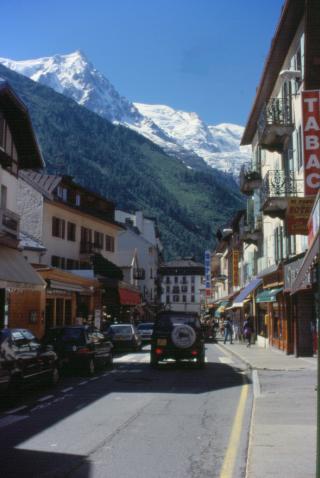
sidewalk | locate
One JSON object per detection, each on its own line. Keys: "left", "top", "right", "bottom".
{"left": 220, "top": 341, "right": 317, "bottom": 478}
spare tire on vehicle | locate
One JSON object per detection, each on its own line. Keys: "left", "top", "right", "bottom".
{"left": 171, "top": 324, "right": 196, "bottom": 349}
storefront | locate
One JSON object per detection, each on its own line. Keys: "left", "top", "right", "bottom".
{"left": 118, "top": 282, "right": 141, "bottom": 322}
{"left": 0, "top": 246, "right": 46, "bottom": 337}
{"left": 231, "top": 277, "right": 262, "bottom": 343}
{"left": 36, "top": 266, "right": 102, "bottom": 335}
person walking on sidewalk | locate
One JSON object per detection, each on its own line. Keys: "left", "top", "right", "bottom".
{"left": 243, "top": 314, "right": 253, "bottom": 347}
{"left": 223, "top": 316, "right": 233, "bottom": 344}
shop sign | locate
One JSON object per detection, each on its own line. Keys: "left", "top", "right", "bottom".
{"left": 302, "top": 90, "right": 320, "bottom": 195}
{"left": 284, "top": 257, "right": 311, "bottom": 291}
{"left": 232, "top": 250, "right": 239, "bottom": 287}
{"left": 308, "top": 193, "right": 320, "bottom": 246}
{"left": 204, "top": 250, "right": 211, "bottom": 296}
{"left": 286, "top": 197, "right": 315, "bottom": 235}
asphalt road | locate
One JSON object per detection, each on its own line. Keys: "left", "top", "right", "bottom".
{"left": 0, "top": 344, "right": 253, "bottom": 478}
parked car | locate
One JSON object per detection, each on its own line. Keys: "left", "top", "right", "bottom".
{"left": 150, "top": 312, "right": 205, "bottom": 367}
{"left": 0, "top": 328, "right": 59, "bottom": 396}
{"left": 136, "top": 322, "right": 154, "bottom": 343}
{"left": 106, "top": 324, "right": 142, "bottom": 351}
{"left": 42, "top": 325, "right": 113, "bottom": 375}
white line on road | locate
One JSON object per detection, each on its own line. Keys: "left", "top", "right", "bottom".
{"left": 78, "top": 381, "right": 88, "bottom": 386}
{"left": 5, "top": 405, "right": 28, "bottom": 415}
{"left": 37, "top": 395, "right": 55, "bottom": 402}
{"left": 0, "top": 414, "right": 29, "bottom": 429}
{"left": 62, "top": 387, "right": 74, "bottom": 393}
{"left": 219, "top": 356, "right": 234, "bottom": 364}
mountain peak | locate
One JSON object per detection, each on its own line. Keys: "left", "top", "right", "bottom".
{"left": 0, "top": 52, "right": 250, "bottom": 174}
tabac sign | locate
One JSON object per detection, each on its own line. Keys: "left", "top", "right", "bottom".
{"left": 302, "top": 90, "right": 320, "bottom": 195}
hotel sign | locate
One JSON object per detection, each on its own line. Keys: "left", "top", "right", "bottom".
{"left": 286, "top": 197, "right": 315, "bottom": 235}
{"left": 204, "top": 250, "right": 211, "bottom": 297}
{"left": 302, "top": 90, "right": 320, "bottom": 195}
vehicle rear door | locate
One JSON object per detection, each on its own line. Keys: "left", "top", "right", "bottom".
{"left": 88, "top": 329, "right": 111, "bottom": 361}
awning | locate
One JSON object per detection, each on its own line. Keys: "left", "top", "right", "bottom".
{"left": 47, "top": 280, "right": 86, "bottom": 293}
{"left": 119, "top": 287, "right": 141, "bottom": 306}
{"left": 256, "top": 287, "right": 283, "bottom": 303}
{"left": 232, "top": 277, "right": 263, "bottom": 308}
{"left": 291, "top": 234, "right": 320, "bottom": 295}
{"left": 0, "top": 246, "right": 45, "bottom": 290}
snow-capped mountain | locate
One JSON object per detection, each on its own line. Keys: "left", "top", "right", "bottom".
{"left": 0, "top": 51, "right": 250, "bottom": 174}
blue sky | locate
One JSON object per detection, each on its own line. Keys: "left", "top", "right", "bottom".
{"left": 2, "top": 0, "right": 284, "bottom": 126}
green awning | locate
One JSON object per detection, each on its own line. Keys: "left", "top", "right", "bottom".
{"left": 256, "top": 287, "right": 283, "bottom": 303}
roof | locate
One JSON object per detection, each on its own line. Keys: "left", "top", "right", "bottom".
{"left": 19, "top": 231, "right": 46, "bottom": 251}
{"left": 0, "top": 79, "right": 44, "bottom": 169}
{"left": 19, "top": 171, "right": 61, "bottom": 199}
{"left": 160, "top": 259, "right": 204, "bottom": 268}
{"left": 241, "top": 0, "right": 305, "bottom": 145}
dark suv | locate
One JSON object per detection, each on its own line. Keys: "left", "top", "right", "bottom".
{"left": 150, "top": 312, "right": 205, "bottom": 367}
{"left": 0, "top": 328, "right": 59, "bottom": 396}
{"left": 42, "top": 326, "right": 113, "bottom": 375}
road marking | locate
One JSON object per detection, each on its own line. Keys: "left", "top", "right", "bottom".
{"left": 78, "top": 381, "right": 88, "bottom": 386}
{"left": 89, "top": 377, "right": 99, "bottom": 381}
{"left": 219, "top": 375, "right": 249, "bottom": 478}
{"left": 37, "top": 395, "right": 55, "bottom": 402}
{"left": 0, "top": 414, "right": 29, "bottom": 429}
{"left": 62, "top": 387, "right": 74, "bottom": 393}
{"left": 5, "top": 405, "right": 28, "bottom": 415}
{"left": 219, "top": 357, "right": 234, "bottom": 364}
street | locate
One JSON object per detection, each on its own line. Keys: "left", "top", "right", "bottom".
{"left": 0, "top": 344, "right": 253, "bottom": 478}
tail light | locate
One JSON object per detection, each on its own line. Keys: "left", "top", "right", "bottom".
{"left": 76, "top": 347, "right": 91, "bottom": 354}
{"left": 191, "top": 350, "right": 198, "bottom": 356}
{"left": 155, "top": 348, "right": 163, "bottom": 355}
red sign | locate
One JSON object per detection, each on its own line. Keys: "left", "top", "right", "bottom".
{"left": 302, "top": 91, "right": 320, "bottom": 195}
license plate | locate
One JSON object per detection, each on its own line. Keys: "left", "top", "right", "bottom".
{"left": 157, "top": 339, "right": 167, "bottom": 346}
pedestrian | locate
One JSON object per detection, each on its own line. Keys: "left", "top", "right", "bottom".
{"left": 243, "top": 314, "right": 253, "bottom": 347}
{"left": 223, "top": 316, "right": 233, "bottom": 344}
{"left": 233, "top": 321, "right": 239, "bottom": 341}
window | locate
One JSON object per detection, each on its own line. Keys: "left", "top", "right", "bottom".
{"left": 166, "top": 295, "right": 170, "bottom": 304}
{"left": 150, "top": 268, "right": 153, "bottom": 279}
{"left": 174, "top": 276, "right": 178, "bottom": 284}
{"left": 52, "top": 217, "right": 65, "bottom": 238}
{"left": 165, "top": 277, "right": 171, "bottom": 284}
{"left": 182, "top": 276, "right": 187, "bottom": 284}
{"left": 191, "top": 295, "right": 195, "bottom": 303}
{"left": 191, "top": 276, "right": 195, "bottom": 284}
{"left": 0, "top": 185, "right": 7, "bottom": 209}
{"left": 51, "top": 255, "right": 60, "bottom": 267}
{"left": 105, "top": 234, "right": 115, "bottom": 252}
{"left": 166, "top": 286, "right": 170, "bottom": 293}
{"left": 75, "top": 194, "right": 81, "bottom": 206}
{"left": 66, "top": 259, "right": 79, "bottom": 269}
{"left": 182, "top": 295, "right": 187, "bottom": 303}
{"left": 94, "top": 231, "right": 104, "bottom": 249}
{"left": 297, "top": 126, "right": 303, "bottom": 169}
{"left": 67, "top": 222, "right": 76, "bottom": 241}
{"left": 81, "top": 226, "right": 92, "bottom": 243}
{"left": 173, "top": 295, "right": 179, "bottom": 302}
{"left": 181, "top": 285, "right": 188, "bottom": 293}
{"left": 191, "top": 285, "right": 195, "bottom": 293}
{"left": 57, "top": 186, "right": 68, "bottom": 202}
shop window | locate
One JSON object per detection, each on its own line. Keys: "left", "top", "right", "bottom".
{"left": 56, "top": 299, "right": 64, "bottom": 326}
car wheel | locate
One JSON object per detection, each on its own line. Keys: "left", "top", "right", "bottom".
{"left": 8, "top": 374, "right": 22, "bottom": 399}
{"left": 50, "top": 366, "right": 60, "bottom": 386}
{"left": 87, "top": 358, "right": 96, "bottom": 376}
{"left": 106, "top": 354, "right": 113, "bottom": 368}
{"left": 196, "top": 353, "right": 205, "bottom": 368}
{"left": 150, "top": 353, "right": 159, "bottom": 368}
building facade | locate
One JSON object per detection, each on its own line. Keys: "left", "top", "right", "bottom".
{"left": 159, "top": 258, "right": 204, "bottom": 315}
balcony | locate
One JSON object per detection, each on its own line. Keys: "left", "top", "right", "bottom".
{"left": 258, "top": 98, "right": 294, "bottom": 153}
{"left": 239, "top": 165, "right": 262, "bottom": 195}
{"left": 133, "top": 268, "right": 146, "bottom": 280}
{"left": 261, "top": 170, "right": 304, "bottom": 219}
{"left": 0, "top": 208, "right": 19, "bottom": 240}
{"left": 240, "top": 224, "right": 262, "bottom": 245}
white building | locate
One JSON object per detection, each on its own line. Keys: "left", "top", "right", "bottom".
{"left": 159, "top": 258, "right": 204, "bottom": 314}
{"left": 115, "top": 210, "right": 163, "bottom": 305}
